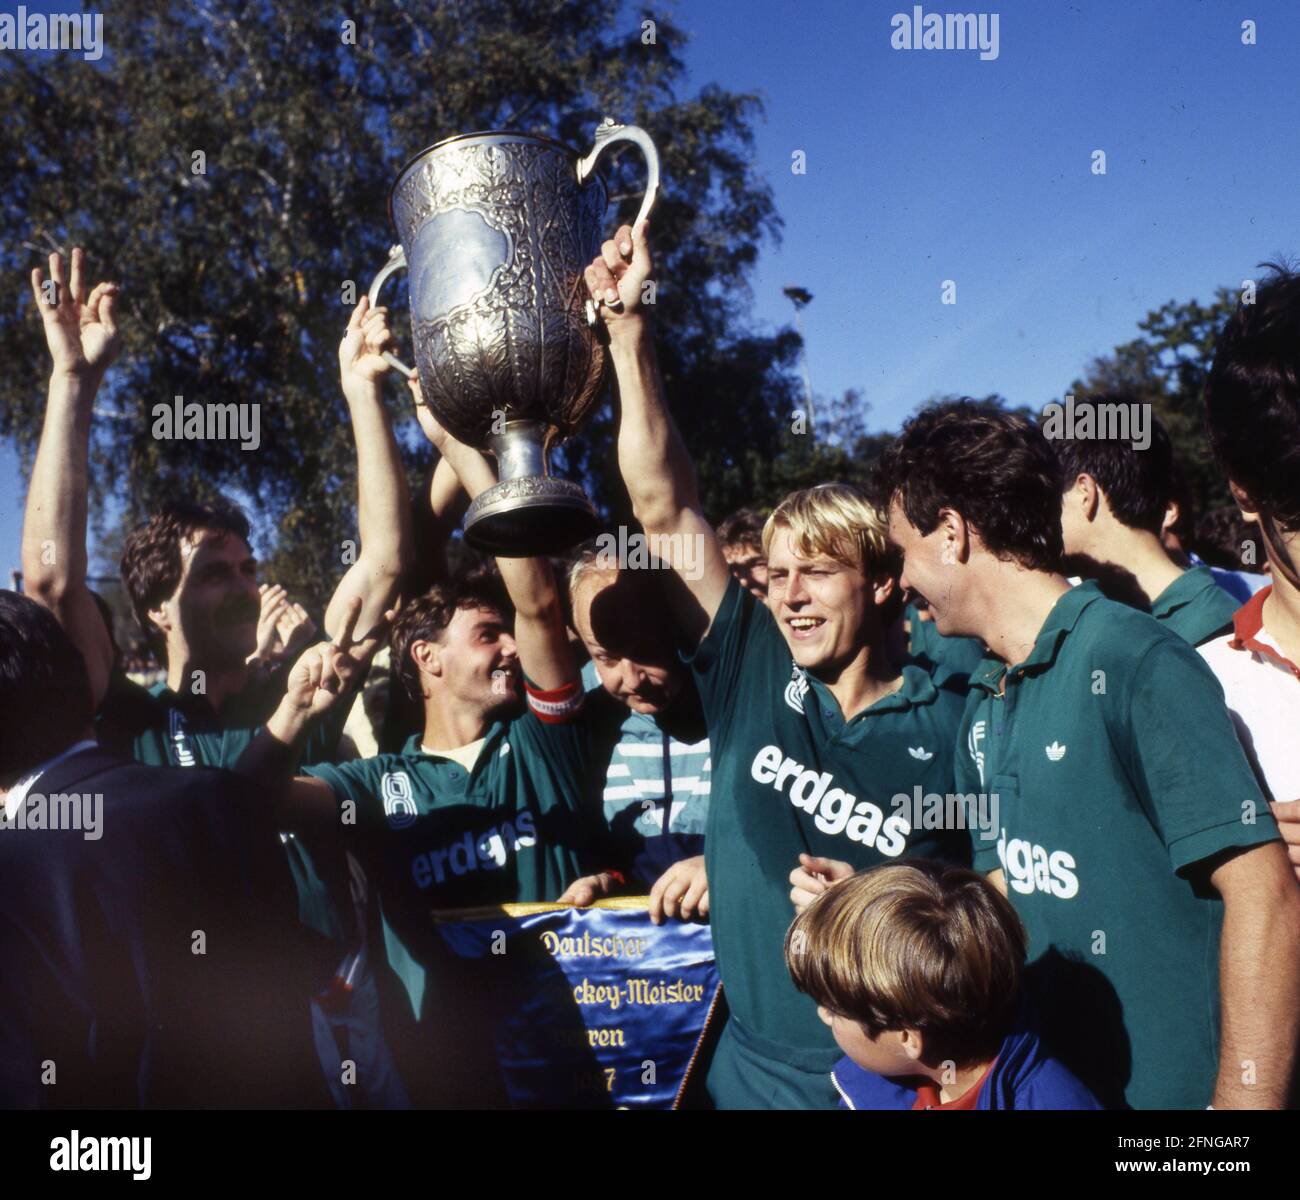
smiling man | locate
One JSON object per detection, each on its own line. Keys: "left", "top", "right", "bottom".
{"left": 581, "top": 223, "right": 971, "bottom": 1109}
{"left": 875, "top": 399, "right": 1300, "bottom": 1109}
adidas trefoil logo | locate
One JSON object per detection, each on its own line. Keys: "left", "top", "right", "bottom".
{"left": 1045, "top": 741, "right": 1067, "bottom": 761}
{"left": 908, "top": 746, "right": 934, "bottom": 761}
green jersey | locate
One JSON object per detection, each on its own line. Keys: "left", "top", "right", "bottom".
{"left": 958, "top": 581, "right": 1278, "bottom": 1109}
{"left": 689, "top": 579, "right": 972, "bottom": 1109}
{"left": 96, "top": 665, "right": 350, "bottom": 939}
{"left": 1150, "top": 566, "right": 1239, "bottom": 646}
{"left": 303, "top": 716, "right": 597, "bottom": 1022}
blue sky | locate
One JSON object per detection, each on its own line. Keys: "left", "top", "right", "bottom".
{"left": 4, "top": 0, "right": 1299, "bottom": 577}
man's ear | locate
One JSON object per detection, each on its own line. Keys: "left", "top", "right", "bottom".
{"left": 872, "top": 572, "right": 896, "bottom": 610}
{"left": 409, "top": 639, "right": 442, "bottom": 690}
{"left": 1076, "top": 473, "right": 1101, "bottom": 523}
{"left": 147, "top": 603, "right": 173, "bottom": 642}
{"left": 937, "top": 507, "right": 971, "bottom": 565}
{"left": 1228, "top": 480, "right": 1261, "bottom": 524}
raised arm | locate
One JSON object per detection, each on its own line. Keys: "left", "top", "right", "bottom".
{"left": 21, "top": 249, "right": 120, "bottom": 707}
{"left": 583, "top": 223, "right": 731, "bottom": 646}
{"left": 412, "top": 388, "right": 576, "bottom": 690}
{"left": 322, "top": 297, "right": 412, "bottom": 642}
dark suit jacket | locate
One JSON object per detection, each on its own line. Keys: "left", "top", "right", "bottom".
{"left": 0, "top": 747, "right": 327, "bottom": 1108}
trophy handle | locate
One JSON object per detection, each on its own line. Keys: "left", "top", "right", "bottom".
{"left": 366, "top": 245, "right": 417, "bottom": 380}
{"left": 576, "top": 117, "right": 661, "bottom": 234}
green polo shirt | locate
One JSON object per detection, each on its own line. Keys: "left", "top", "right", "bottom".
{"left": 1150, "top": 566, "right": 1239, "bottom": 646}
{"left": 957, "top": 580, "right": 1278, "bottom": 1109}
{"left": 689, "top": 578, "right": 972, "bottom": 1109}
{"left": 905, "top": 601, "right": 986, "bottom": 681}
{"left": 303, "top": 714, "right": 597, "bottom": 1023}
{"left": 96, "top": 666, "right": 350, "bottom": 939}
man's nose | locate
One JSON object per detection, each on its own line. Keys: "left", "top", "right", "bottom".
{"left": 785, "top": 571, "right": 810, "bottom": 604}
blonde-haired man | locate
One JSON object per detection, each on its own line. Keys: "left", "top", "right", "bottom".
{"left": 583, "top": 225, "right": 972, "bottom": 1109}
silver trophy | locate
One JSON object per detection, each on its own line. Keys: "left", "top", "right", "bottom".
{"left": 369, "top": 119, "right": 660, "bottom": 556}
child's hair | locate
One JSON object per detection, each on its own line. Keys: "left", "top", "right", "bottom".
{"left": 784, "top": 860, "right": 1027, "bottom": 1067}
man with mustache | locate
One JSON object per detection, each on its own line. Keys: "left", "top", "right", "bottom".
{"left": 20, "top": 248, "right": 412, "bottom": 1106}
{"left": 580, "top": 224, "right": 972, "bottom": 1109}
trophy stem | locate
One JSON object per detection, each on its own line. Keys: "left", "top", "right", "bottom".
{"left": 463, "top": 419, "right": 599, "bottom": 557}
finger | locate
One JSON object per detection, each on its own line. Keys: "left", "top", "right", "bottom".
{"left": 586, "top": 260, "right": 618, "bottom": 303}
{"left": 697, "top": 889, "right": 709, "bottom": 918}
{"left": 48, "top": 253, "right": 65, "bottom": 307}
{"left": 30, "top": 267, "right": 47, "bottom": 309}
{"left": 69, "top": 247, "right": 85, "bottom": 307}
{"left": 1270, "top": 799, "right": 1300, "bottom": 822}
{"left": 346, "top": 297, "right": 369, "bottom": 333}
{"left": 332, "top": 595, "right": 363, "bottom": 649}
{"left": 86, "top": 280, "right": 113, "bottom": 315}
{"left": 647, "top": 871, "right": 671, "bottom": 924}
{"left": 631, "top": 219, "right": 652, "bottom": 265}
{"left": 661, "top": 880, "right": 687, "bottom": 920}
{"left": 680, "top": 876, "right": 707, "bottom": 920}
{"left": 789, "top": 886, "right": 821, "bottom": 912}
{"left": 600, "top": 238, "right": 625, "bottom": 275}
{"left": 1288, "top": 842, "right": 1300, "bottom": 867}
{"left": 98, "top": 286, "right": 119, "bottom": 336}
{"left": 614, "top": 224, "right": 634, "bottom": 259}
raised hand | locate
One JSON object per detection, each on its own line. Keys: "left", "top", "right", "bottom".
{"left": 279, "top": 596, "right": 389, "bottom": 728}
{"left": 582, "top": 220, "right": 653, "bottom": 337}
{"left": 30, "top": 247, "right": 121, "bottom": 378}
{"left": 339, "top": 295, "right": 397, "bottom": 392}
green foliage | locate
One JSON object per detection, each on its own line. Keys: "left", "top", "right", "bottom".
{"left": 0, "top": 0, "right": 795, "bottom": 607}
{"left": 1068, "top": 289, "right": 1240, "bottom": 520}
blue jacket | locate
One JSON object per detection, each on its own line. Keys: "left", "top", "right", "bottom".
{"left": 831, "top": 1020, "right": 1102, "bottom": 1110}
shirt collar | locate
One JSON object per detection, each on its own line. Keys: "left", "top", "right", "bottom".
{"left": 971, "top": 580, "right": 1104, "bottom": 693}
{"left": 4, "top": 739, "right": 98, "bottom": 821}
{"left": 804, "top": 662, "right": 938, "bottom": 725}
{"left": 1150, "top": 566, "right": 1215, "bottom": 620}
{"left": 1228, "top": 585, "right": 1300, "bottom": 678}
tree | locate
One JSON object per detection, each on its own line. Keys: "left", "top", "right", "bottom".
{"left": 1067, "top": 290, "right": 1241, "bottom": 520}
{"left": 0, "top": 0, "right": 793, "bottom": 608}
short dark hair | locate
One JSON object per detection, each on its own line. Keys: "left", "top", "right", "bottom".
{"left": 390, "top": 571, "right": 513, "bottom": 702}
{"left": 1050, "top": 396, "right": 1174, "bottom": 534}
{"left": 1195, "top": 505, "right": 1266, "bottom": 572}
{"left": 716, "top": 506, "right": 767, "bottom": 552}
{"left": 0, "top": 591, "right": 95, "bottom": 786}
{"left": 120, "top": 499, "right": 252, "bottom": 658}
{"left": 1205, "top": 264, "right": 1300, "bottom": 533}
{"left": 873, "top": 401, "right": 1064, "bottom": 570}
{"left": 785, "top": 860, "right": 1026, "bottom": 1068}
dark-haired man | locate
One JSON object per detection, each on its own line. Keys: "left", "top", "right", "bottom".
{"left": 877, "top": 399, "right": 1300, "bottom": 1109}
{"left": 1199, "top": 264, "right": 1300, "bottom": 891}
{"left": 0, "top": 591, "right": 349, "bottom": 1107}
{"left": 582, "top": 225, "right": 971, "bottom": 1110}
{"left": 239, "top": 419, "right": 613, "bottom": 1105}
{"left": 1053, "top": 396, "right": 1239, "bottom": 645}
{"left": 20, "top": 249, "right": 412, "bottom": 1106}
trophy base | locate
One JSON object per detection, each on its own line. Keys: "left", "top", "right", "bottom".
{"left": 463, "top": 476, "right": 600, "bottom": 557}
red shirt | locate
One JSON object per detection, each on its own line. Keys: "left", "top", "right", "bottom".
{"left": 911, "top": 1060, "right": 997, "bottom": 1110}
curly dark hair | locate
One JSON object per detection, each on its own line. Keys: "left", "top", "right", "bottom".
{"left": 120, "top": 499, "right": 252, "bottom": 658}
{"left": 1205, "top": 263, "right": 1300, "bottom": 535}
{"left": 872, "top": 400, "right": 1064, "bottom": 571}
{"left": 1194, "top": 505, "right": 1266, "bottom": 572}
{"left": 390, "top": 571, "right": 513, "bottom": 702}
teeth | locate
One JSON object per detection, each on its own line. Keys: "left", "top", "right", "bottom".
{"left": 789, "top": 618, "right": 822, "bottom": 629}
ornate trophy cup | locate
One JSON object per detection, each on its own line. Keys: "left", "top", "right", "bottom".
{"left": 369, "top": 119, "right": 660, "bottom": 556}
